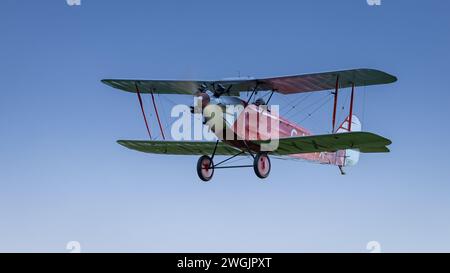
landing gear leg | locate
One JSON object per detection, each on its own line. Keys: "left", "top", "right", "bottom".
{"left": 338, "top": 166, "right": 346, "bottom": 175}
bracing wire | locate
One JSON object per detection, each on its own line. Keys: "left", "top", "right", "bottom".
{"left": 158, "top": 94, "right": 188, "bottom": 140}
{"left": 336, "top": 90, "right": 350, "bottom": 127}
{"left": 285, "top": 92, "right": 331, "bottom": 121}
{"left": 298, "top": 95, "right": 333, "bottom": 123}
{"left": 222, "top": 154, "right": 253, "bottom": 166}
{"left": 157, "top": 94, "right": 166, "bottom": 130}
{"left": 158, "top": 94, "right": 170, "bottom": 138}
{"left": 281, "top": 93, "right": 313, "bottom": 116}
{"left": 362, "top": 84, "right": 367, "bottom": 131}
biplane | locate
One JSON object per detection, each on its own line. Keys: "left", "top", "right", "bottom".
{"left": 102, "top": 68, "right": 397, "bottom": 181}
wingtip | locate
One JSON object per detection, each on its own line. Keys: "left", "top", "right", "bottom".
{"left": 360, "top": 68, "right": 398, "bottom": 84}
{"left": 381, "top": 70, "right": 398, "bottom": 83}
{"left": 388, "top": 73, "right": 398, "bottom": 83}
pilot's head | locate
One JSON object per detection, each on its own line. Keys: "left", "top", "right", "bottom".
{"left": 254, "top": 98, "right": 266, "bottom": 106}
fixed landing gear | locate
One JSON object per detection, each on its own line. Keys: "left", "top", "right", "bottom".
{"left": 253, "top": 153, "right": 271, "bottom": 179}
{"left": 197, "top": 155, "right": 214, "bottom": 182}
{"left": 196, "top": 152, "right": 271, "bottom": 181}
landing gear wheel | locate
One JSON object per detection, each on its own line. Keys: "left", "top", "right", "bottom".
{"left": 197, "top": 155, "right": 214, "bottom": 182}
{"left": 253, "top": 153, "right": 271, "bottom": 179}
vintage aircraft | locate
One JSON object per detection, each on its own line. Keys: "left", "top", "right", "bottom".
{"left": 102, "top": 68, "right": 397, "bottom": 181}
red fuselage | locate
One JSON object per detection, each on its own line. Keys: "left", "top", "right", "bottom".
{"left": 207, "top": 101, "right": 345, "bottom": 166}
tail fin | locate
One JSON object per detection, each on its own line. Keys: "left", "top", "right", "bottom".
{"left": 336, "top": 115, "right": 361, "bottom": 166}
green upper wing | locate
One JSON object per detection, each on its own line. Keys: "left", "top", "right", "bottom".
{"left": 101, "top": 68, "right": 397, "bottom": 95}
{"left": 258, "top": 68, "right": 397, "bottom": 94}
{"left": 257, "top": 132, "right": 392, "bottom": 155}
{"left": 101, "top": 79, "right": 253, "bottom": 96}
{"left": 117, "top": 140, "right": 242, "bottom": 155}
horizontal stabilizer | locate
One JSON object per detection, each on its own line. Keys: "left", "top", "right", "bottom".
{"left": 359, "top": 146, "right": 390, "bottom": 153}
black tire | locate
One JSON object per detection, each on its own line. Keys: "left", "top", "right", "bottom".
{"left": 197, "top": 155, "right": 214, "bottom": 182}
{"left": 253, "top": 153, "right": 271, "bottom": 179}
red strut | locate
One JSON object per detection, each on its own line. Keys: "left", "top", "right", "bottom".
{"left": 332, "top": 75, "right": 339, "bottom": 133}
{"left": 348, "top": 83, "right": 355, "bottom": 131}
{"left": 135, "top": 83, "right": 152, "bottom": 139}
{"left": 150, "top": 90, "right": 166, "bottom": 140}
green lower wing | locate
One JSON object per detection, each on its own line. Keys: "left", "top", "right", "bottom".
{"left": 117, "top": 132, "right": 391, "bottom": 156}
{"left": 117, "top": 140, "right": 241, "bottom": 155}
{"left": 258, "top": 132, "right": 392, "bottom": 155}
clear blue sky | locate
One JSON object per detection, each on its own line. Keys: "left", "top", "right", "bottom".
{"left": 1, "top": 0, "right": 450, "bottom": 252}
